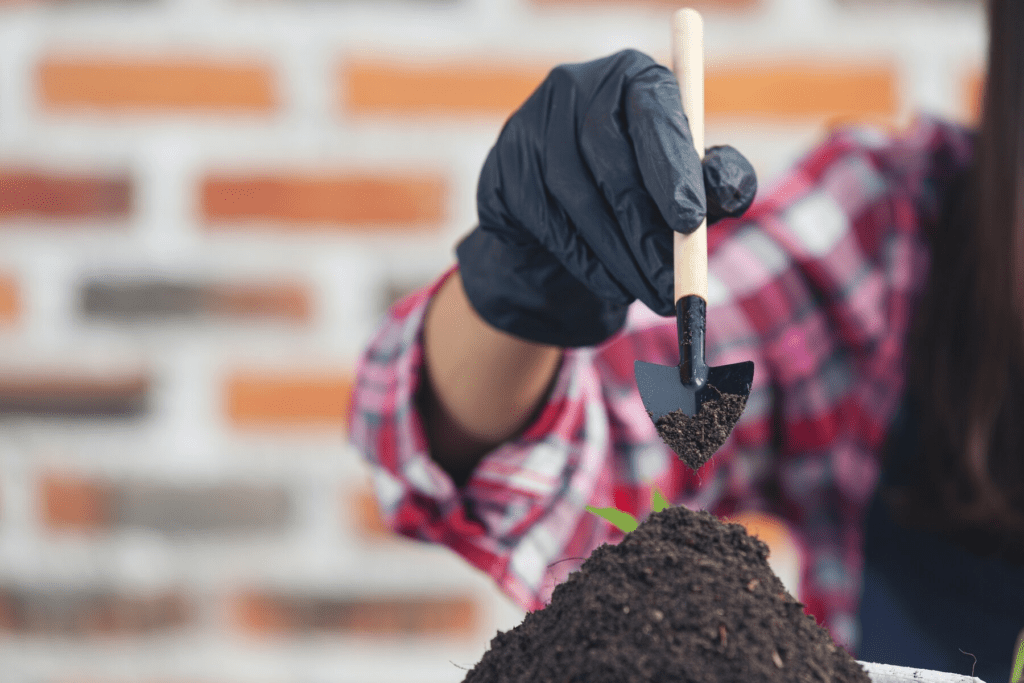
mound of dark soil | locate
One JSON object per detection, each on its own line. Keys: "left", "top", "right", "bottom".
{"left": 462, "top": 504, "right": 871, "bottom": 683}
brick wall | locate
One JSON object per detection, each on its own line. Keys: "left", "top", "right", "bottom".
{"left": 0, "top": 0, "right": 985, "bottom": 681}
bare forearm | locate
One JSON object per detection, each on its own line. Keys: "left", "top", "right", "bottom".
{"left": 419, "top": 270, "right": 563, "bottom": 483}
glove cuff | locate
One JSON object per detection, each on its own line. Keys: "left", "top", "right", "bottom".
{"left": 456, "top": 228, "right": 629, "bottom": 348}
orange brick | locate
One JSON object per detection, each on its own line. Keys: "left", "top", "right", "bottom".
{"left": 38, "top": 56, "right": 276, "bottom": 112}
{"left": 345, "top": 56, "right": 893, "bottom": 123}
{"left": 0, "top": 276, "right": 19, "bottom": 324}
{"left": 0, "top": 169, "right": 131, "bottom": 221}
{"left": 201, "top": 174, "right": 446, "bottom": 230}
{"left": 225, "top": 372, "right": 352, "bottom": 427}
{"left": 208, "top": 283, "right": 312, "bottom": 323}
{"left": 705, "top": 62, "right": 899, "bottom": 121}
{"left": 415, "top": 596, "right": 477, "bottom": 635}
{"left": 232, "top": 594, "right": 295, "bottom": 634}
{"left": 964, "top": 69, "right": 985, "bottom": 124}
{"left": 232, "top": 592, "right": 478, "bottom": 638}
{"left": 349, "top": 485, "right": 391, "bottom": 540}
{"left": 343, "top": 58, "right": 550, "bottom": 116}
{"left": 348, "top": 597, "right": 477, "bottom": 636}
{"left": 39, "top": 474, "right": 109, "bottom": 531}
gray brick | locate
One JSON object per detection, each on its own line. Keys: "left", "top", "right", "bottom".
{"left": 0, "top": 375, "right": 148, "bottom": 418}
{"left": 0, "top": 586, "right": 190, "bottom": 636}
{"left": 110, "top": 482, "right": 292, "bottom": 535}
{"left": 79, "top": 279, "right": 209, "bottom": 320}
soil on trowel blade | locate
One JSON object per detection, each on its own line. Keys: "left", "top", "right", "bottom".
{"left": 461, "top": 504, "right": 870, "bottom": 683}
{"left": 654, "top": 384, "right": 748, "bottom": 470}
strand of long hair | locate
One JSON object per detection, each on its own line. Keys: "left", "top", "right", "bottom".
{"left": 885, "top": 0, "right": 1024, "bottom": 562}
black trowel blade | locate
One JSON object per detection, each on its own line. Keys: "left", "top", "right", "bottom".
{"left": 635, "top": 360, "right": 696, "bottom": 420}
{"left": 635, "top": 359, "right": 753, "bottom": 422}
{"left": 707, "top": 361, "right": 754, "bottom": 399}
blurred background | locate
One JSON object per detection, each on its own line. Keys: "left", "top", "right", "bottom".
{"left": 0, "top": 0, "right": 985, "bottom": 680}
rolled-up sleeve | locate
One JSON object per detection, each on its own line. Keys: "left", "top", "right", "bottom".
{"left": 348, "top": 265, "right": 632, "bottom": 610}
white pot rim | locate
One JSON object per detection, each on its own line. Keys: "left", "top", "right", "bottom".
{"left": 859, "top": 660, "right": 986, "bottom": 683}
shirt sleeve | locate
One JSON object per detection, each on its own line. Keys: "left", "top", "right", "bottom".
{"left": 347, "top": 264, "right": 668, "bottom": 611}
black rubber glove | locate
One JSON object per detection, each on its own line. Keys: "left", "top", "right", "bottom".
{"left": 457, "top": 49, "right": 757, "bottom": 347}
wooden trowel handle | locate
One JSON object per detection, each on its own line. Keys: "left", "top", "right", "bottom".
{"left": 672, "top": 8, "right": 707, "bottom": 304}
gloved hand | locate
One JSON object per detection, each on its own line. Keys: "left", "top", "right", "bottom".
{"left": 456, "top": 49, "right": 757, "bottom": 347}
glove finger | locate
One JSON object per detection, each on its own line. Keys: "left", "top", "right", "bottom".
{"left": 479, "top": 96, "right": 636, "bottom": 310}
{"left": 703, "top": 145, "right": 758, "bottom": 225}
{"left": 622, "top": 56, "right": 706, "bottom": 236}
{"left": 537, "top": 144, "right": 638, "bottom": 310}
{"left": 542, "top": 54, "right": 674, "bottom": 315}
{"left": 566, "top": 51, "right": 691, "bottom": 314}
{"left": 549, "top": 147, "right": 676, "bottom": 316}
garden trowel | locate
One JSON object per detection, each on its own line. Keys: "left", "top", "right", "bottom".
{"left": 634, "top": 8, "right": 754, "bottom": 465}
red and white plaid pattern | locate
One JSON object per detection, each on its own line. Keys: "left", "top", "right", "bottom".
{"left": 348, "top": 115, "right": 974, "bottom": 655}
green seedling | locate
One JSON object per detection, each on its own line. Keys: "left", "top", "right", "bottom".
{"left": 1012, "top": 627, "right": 1024, "bottom": 683}
{"left": 585, "top": 486, "right": 672, "bottom": 534}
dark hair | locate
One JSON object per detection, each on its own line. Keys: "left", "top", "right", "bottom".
{"left": 883, "top": 0, "right": 1024, "bottom": 563}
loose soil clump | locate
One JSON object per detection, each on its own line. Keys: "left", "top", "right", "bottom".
{"left": 461, "top": 504, "right": 871, "bottom": 683}
{"left": 654, "top": 384, "right": 748, "bottom": 470}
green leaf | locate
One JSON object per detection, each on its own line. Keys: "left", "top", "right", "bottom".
{"left": 1011, "top": 628, "right": 1024, "bottom": 683}
{"left": 585, "top": 506, "right": 638, "bottom": 534}
{"left": 651, "top": 487, "right": 671, "bottom": 512}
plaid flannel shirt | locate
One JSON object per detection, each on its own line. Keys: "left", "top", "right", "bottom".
{"left": 348, "top": 115, "right": 974, "bottom": 655}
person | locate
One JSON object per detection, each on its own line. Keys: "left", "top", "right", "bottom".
{"left": 348, "top": 1, "right": 1024, "bottom": 680}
